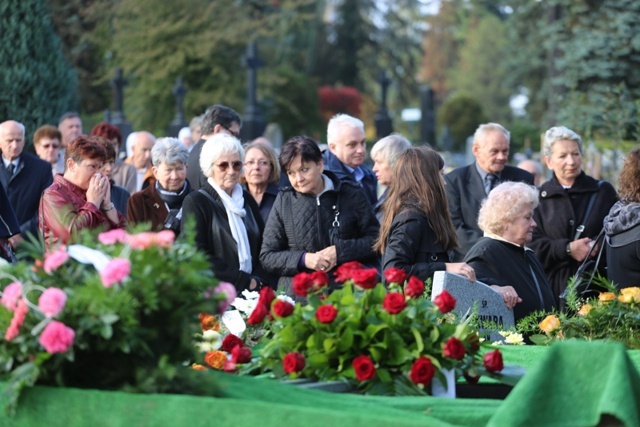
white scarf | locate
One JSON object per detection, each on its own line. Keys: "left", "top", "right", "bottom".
{"left": 208, "top": 179, "right": 252, "bottom": 273}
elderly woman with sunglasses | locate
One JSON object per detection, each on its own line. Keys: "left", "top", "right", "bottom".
{"left": 182, "top": 133, "right": 269, "bottom": 292}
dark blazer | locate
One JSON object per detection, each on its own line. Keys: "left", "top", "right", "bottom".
{"left": 382, "top": 208, "right": 451, "bottom": 282}
{"left": 126, "top": 184, "right": 167, "bottom": 231}
{"left": 464, "top": 237, "right": 556, "bottom": 322}
{"left": 186, "top": 138, "right": 206, "bottom": 191}
{"left": 445, "top": 163, "right": 534, "bottom": 259}
{"left": 322, "top": 149, "right": 378, "bottom": 206}
{"left": 0, "top": 184, "right": 19, "bottom": 238}
{"left": 111, "top": 184, "right": 130, "bottom": 217}
{"left": 181, "top": 183, "right": 267, "bottom": 292}
{"left": 0, "top": 153, "right": 53, "bottom": 238}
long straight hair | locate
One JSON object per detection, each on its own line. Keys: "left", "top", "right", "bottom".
{"left": 375, "top": 146, "right": 458, "bottom": 253}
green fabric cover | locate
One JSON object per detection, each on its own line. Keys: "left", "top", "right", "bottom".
{"left": 1, "top": 341, "right": 639, "bottom": 427}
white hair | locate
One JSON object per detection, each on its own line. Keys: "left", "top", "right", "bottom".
{"left": 327, "top": 114, "right": 364, "bottom": 144}
{"left": 543, "top": 126, "right": 583, "bottom": 157}
{"left": 178, "top": 127, "right": 191, "bottom": 142}
{"left": 152, "top": 137, "right": 189, "bottom": 167}
{"left": 200, "top": 133, "right": 245, "bottom": 177}
{"left": 478, "top": 181, "right": 539, "bottom": 235}
{"left": 126, "top": 131, "right": 139, "bottom": 158}
{"left": 473, "top": 123, "right": 510, "bottom": 146}
{"left": 370, "top": 133, "right": 412, "bottom": 169}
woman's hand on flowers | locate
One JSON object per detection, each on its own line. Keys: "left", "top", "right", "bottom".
{"left": 446, "top": 262, "right": 476, "bottom": 282}
{"left": 491, "top": 285, "right": 522, "bottom": 308}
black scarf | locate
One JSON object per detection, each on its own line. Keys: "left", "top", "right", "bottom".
{"left": 156, "top": 181, "right": 190, "bottom": 232}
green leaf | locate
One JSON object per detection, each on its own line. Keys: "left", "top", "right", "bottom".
{"left": 337, "top": 327, "right": 354, "bottom": 352}
{"left": 100, "top": 314, "right": 120, "bottom": 325}
{"left": 100, "top": 323, "right": 113, "bottom": 339}
{"left": 410, "top": 327, "right": 424, "bottom": 353}
{"left": 323, "top": 338, "right": 337, "bottom": 353}
{"left": 376, "top": 368, "right": 392, "bottom": 383}
{"left": 306, "top": 353, "right": 329, "bottom": 369}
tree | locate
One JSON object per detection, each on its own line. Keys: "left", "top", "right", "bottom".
{"left": 0, "top": 0, "right": 77, "bottom": 140}
{"left": 437, "top": 93, "right": 487, "bottom": 151}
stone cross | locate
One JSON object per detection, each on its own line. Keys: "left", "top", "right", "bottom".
{"left": 431, "top": 271, "right": 514, "bottom": 343}
{"left": 374, "top": 70, "right": 393, "bottom": 139}
{"left": 240, "top": 41, "right": 266, "bottom": 141}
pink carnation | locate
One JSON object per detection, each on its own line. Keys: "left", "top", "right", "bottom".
{"left": 127, "top": 232, "right": 156, "bottom": 249}
{"left": 44, "top": 247, "right": 69, "bottom": 274}
{"left": 1, "top": 281, "right": 23, "bottom": 311}
{"left": 100, "top": 258, "right": 131, "bottom": 288}
{"left": 38, "top": 320, "right": 75, "bottom": 354}
{"left": 215, "top": 282, "right": 237, "bottom": 313}
{"left": 38, "top": 288, "right": 67, "bottom": 318}
{"left": 154, "top": 230, "right": 175, "bottom": 247}
{"left": 98, "top": 229, "right": 129, "bottom": 245}
{"left": 5, "top": 300, "right": 28, "bottom": 341}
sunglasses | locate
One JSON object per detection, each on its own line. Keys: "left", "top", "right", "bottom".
{"left": 215, "top": 161, "right": 243, "bottom": 172}
{"left": 222, "top": 125, "right": 240, "bottom": 139}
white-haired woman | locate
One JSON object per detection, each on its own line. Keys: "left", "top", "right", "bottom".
{"left": 127, "top": 137, "right": 191, "bottom": 234}
{"left": 182, "top": 133, "right": 267, "bottom": 292}
{"left": 528, "top": 126, "right": 617, "bottom": 306}
{"left": 464, "top": 181, "right": 556, "bottom": 322}
{"left": 370, "top": 133, "right": 412, "bottom": 221}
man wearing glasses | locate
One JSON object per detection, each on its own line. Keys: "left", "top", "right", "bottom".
{"left": 33, "top": 125, "right": 64, "bottom": 176}
{"left": 186, "top": 104, "right": 242, "bottom": 191}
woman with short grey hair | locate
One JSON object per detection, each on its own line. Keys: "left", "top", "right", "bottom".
{"left": 182, "top": 133, "right": 268, "bottom": 293}
{"left": 529, "top": 126, "right": 617, "bottom": 307}
{"left": 464, "top": 181, "right": 556, "bottom": 322}
{"left": 126, "top": 137, "right": 191, "bottom": 234}
{"left": 370, "top": 133, "right": 412, "bottom": 220}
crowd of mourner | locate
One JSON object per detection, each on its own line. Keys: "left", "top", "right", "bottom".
{"left": 2, "top": 105, "right": 640, "bottom": 322}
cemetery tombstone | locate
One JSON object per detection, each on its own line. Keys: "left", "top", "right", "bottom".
{"left": 374, "top": 71, "right": 393, "bottom": 140}
{"left": 431, "top": 271, "right": 514, "bottom": 342}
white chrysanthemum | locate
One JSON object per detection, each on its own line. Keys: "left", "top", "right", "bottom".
{"left": 276, "top": 294, "right": 295, "bottom": 305}
{"left": 232, "top": 298, "right": 259, "bottom": 316}
{"left": 504, "top": 332, "right": 524, "bottom": 345}
{"left": 202, "top": 330, "right": 222, "bottom": 349}
{"left": 491, "top": 341, "right": 503, "bottom": 346}
{"left": 196, "top": 341, "right": 217, "bottom": 353}
{"left": 241, "top": 289, "right": 260, "bottom": 300}
{"left": 498, "top": 331, "right": 509, "bottom": 337}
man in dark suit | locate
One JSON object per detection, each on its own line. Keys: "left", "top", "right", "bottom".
{"left": 0, "top": 120, "right": 54, "bottom": 244}
{"left": 322, "top": 114, "right": 378, "bottom": 206}
{"left": 186, "top": 105, "right": 242, "bottom": 191}
{"left": 445, "top": 123, "right": 534, "bottom": 258}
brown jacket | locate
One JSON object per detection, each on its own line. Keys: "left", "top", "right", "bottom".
{"left": 126, "top": 184, "right": 167, "bottom": 231}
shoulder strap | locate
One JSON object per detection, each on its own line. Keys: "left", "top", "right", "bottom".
{"left": 574, "top": 181, "right": 602, "bottom": 240}
{"left": 198, "top": 188, "right": 217, "bottom": 205}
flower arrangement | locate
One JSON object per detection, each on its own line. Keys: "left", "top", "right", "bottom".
{"left": 0, "top": 228, "right": 227, "bottom": 414}
{"left": 240, "top": 263, "right": 507, "bottom": 395}
{"left": 518, "top": 277, "right": 640, "bottom": 349}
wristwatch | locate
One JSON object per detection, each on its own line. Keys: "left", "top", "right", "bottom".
{"left": 101, "top": 202, "right": 115, "bottom": 212}
{"left": 565, "top": 242, "right": 572, "bottom": 256}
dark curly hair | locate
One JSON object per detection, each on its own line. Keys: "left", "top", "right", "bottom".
{"left": 618, "top": 147, "right": 640, "bottom": 203}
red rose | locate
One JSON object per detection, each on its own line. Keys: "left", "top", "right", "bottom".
{"left": 409, "top": 356, "right": 436, "bottom": 386}
{"left": 272, "top": 299, "right": 295, "bottom": 318}
{"left": 283, "top": 352, "right": 306, "bottom": 374}
{"left": 292, "top": 272, "right": 313, "bottom": 296}
{"left": 352, "top": 355, "right": 376, "bottom": 381}
{"left": 433, "top": 290, "right": 456, "bottom": 313}
{"left": 383, "top": 267, "right": 408, "bottom": 285}
{"left": 382, "top": 292, "right": 407, "bottom": 314}
{"left": 309, "top": 271, "right": 329, "bottom": 291}
{"left": 351, "top": 268, "right": 379, "bottom": 290}
{"left": 334, "top": 261, "right": 364, "bottom": 283}
{"left": 247, "top": 303, "right": 269, "bottom": 325}
{"left": 483, "top": 349, "right": 504, "bottom": 373}
{"left": 404, "top": 276, "right": 425, "bottom": 298}
{"left": 443, "top": 337, "right": 466, "bottom": 360}
{"left": 221, "top": 334, "right": 244, "bottom": 352}
{"left": 315, "top": 304, "right": 338, "bottom": 323}
{"left": 258, "top": 287, "right": 276, "bottom": 309}
{"left": 231, "top": 345, "right": 252, "bottom": 364}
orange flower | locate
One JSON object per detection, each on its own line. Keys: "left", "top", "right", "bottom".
{"left": 539, "top": 314, "right": 560, "bottom": 334}
{"left": 577, "top": 303, "right": 592, "bottom": 316}
{"left": 204, "top": 351, "right": 227, "bottom": 370}
{"left": 191, "top": 363, "right": 207, "bottom": 371}
{"left": 598, "top": 292, "right": 616, "bottom": 303}
{"left": 618, "top": 287, "right": 640, "bottom": 304}
{"left": 199, "top": 313, "right": 219, "bottom": 331}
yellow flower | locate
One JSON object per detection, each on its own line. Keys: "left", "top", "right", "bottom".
{"left": 190, "top": 363, "right": 207, "bottom": 371}
{"left": 598, "top": 292, "right": 616, "bottom": 303}
{"left": 577, "top": 303, "right": 593, "bottom": 316}
{"left": 504, "top": 332, "right": 525, "bottom": 345}
{"left": 618, "top": 287, "right": 640, "bottom": 303}
{"left": 539, "top": 314, "right": 561, "bottom": 334}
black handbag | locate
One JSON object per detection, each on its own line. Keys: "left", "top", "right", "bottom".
{"left": 560, "top": 229, "right": 605, "bottom": 301}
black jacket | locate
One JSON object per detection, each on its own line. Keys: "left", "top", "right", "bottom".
{"left": 0, "top": 153, "right": 53, "bottom": 238}
{"left": 260, "top": 171, "right": 379, "bottom": 294}
{"left": 382, "top": 208, "right": 452, "bottom": 282}
{"left": 321, "top": 150, "right": 378, "bottom": 207}
{"left": 186, "top": 138, "right": 206, "bottom": 191}
{"left": 464, "top": 237, "right": 556, "bottom": 322}
{"left": 603, "top": 201, "right": 640, "bottom": 289}
{"left": 242, "top": 183, "right": 279, "bottom": 225}
{"left": 445, "top": 163, "right": 534, "bottom": 259}
{"left": 182, "top": 182, "right": 267, "bottom": 292}
{"left": 529, "top": 172, "right": 617, "bottom": 303}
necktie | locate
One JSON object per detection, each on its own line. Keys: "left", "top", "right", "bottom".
{"left": 7, "top": 163, "right": 15, "bottom": 176}
{"left": 484, "top": 174, "right": 497, "bottom": 195}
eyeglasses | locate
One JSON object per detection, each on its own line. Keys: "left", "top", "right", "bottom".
{"left": 215, "top": 161, "right": 243, "bottom": 172}
{"left": 245, "top": 160, "right": 270, "bottom": 168}
{"left": 222, "top": 125, "right": 240, "bottom": 139}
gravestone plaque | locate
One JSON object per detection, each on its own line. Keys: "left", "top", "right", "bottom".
{"left": 431, "top": 271, "right": 514, "bottom": 342}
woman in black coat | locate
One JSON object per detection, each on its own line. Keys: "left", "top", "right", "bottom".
{"left": 529, "top": 126, "right": 617, "bottom": 305}
{"left": 182, "top": 133, "right": 267, "bottom": 293}
{"left": 260, "top": 136, "right": 379, "bottom": 296}
{"left": 377, "top": 146, "right": 475, "bottom": 283}
{"left": 603, "top": 147, "right": 640, "bottom": 288}
{"left": 464, "top": 181, "right": 556, "bottom": 322}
